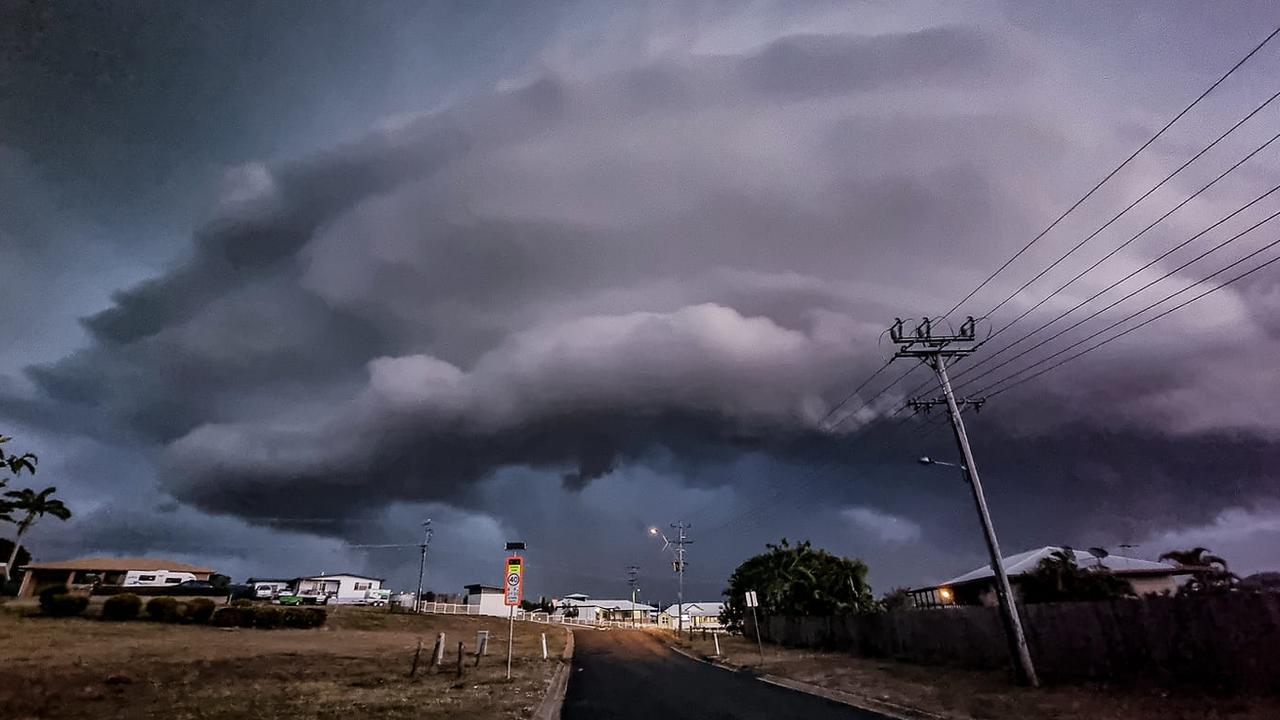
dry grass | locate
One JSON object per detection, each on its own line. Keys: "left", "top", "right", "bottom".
{"left": 672, "top": 631, "right": 1279, "bottom": 720}
{"left": 0, "top": 606, "right": 567, "bottom": 719}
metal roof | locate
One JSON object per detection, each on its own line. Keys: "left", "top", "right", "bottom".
{"left": 936, "top": 546, "right": 1181, "bottom": 588}
{"left": 664, "top": 602, "right": 725, "bottom": 617}
{"left": 20, "top": 557, "right": 215, "bottom": 574}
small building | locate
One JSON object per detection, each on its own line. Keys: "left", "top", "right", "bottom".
{"left": 910, "top": 546, "right": 1187, "bottom": 608}
{"left": 661, "top": 602, "right": 725, "bottom": 630}
{"left": 465, "top": 583, "right": 509, "bottom": 617}
{"left": 16, "top": 557, "right": 215, "bottom": 598}
{"left": 300, "top": 573, "right": 384, "bottom": 604}
{"left": 554, "top": 593, "right": 657, "bottom": 623}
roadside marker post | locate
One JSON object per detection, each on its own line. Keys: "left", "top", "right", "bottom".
{"left": 504, "top": 551, "right": 524, "bottom": 679}
{"left": 713, "top": 632, "right": 721, "bottom": 657}
{"left": 746, "top": 590, "right": 765, "bottom": 665}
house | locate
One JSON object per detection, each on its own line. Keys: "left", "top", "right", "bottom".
{"left": 910, "top": 546, "right": 1187, "bottom": 608}
{"left": 660, "top": 602, "right": 725, "bottom": 630}
{"left": 16, "top": 557, "right": 215, "bottom": 598}
{"left": 553, "top": 593, "right": 656, "bottom": 623}
{"left": 465, "top": 583, "right": 509, "bottom": 617}
{"left": 299, "top": 573, "right": 384, "bottom": 604}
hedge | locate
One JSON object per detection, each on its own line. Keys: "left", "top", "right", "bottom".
{"left": 210, "top": 605, "right": 326, "bottom": 629}
{"left": 186, "top": 597, "right": 217, "bottom": 623}
{"left": 39, "top": 586, "right": 89, "bottom": 617}
{"left": 101, "top": 593, "right": 143, "bottom": 621}
{"left": 145, "top": 596, "right": 187, "bottom": 622}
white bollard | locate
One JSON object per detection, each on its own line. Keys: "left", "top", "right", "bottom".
{"left": 541, "top": 632, "right": 548, "bottom": 660}
{"left": 713, "top": 632, "right": 721, "bottom": 656}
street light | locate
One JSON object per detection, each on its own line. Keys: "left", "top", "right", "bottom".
{"left": 918, "top": 456, "right": 967, "bottom": 473}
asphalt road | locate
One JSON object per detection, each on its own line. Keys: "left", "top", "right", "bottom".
{"left": 561, "top": 629, "right": 888, "bottom": 720}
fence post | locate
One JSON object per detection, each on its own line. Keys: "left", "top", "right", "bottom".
{"left": 456, "top": 641, "right": 465, "bottom": 678}
{"left": 408, "top": 638, "right": 423, "bottom": 678}
{"left": 541, "top": 632, "right": 548, "bottom": 661}
{"left": 431, "top": 632, "right": 445, "bottom": 671}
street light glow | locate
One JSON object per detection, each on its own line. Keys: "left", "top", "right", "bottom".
{"left": 648, "top": 527, "right": 658, "bottom": 535}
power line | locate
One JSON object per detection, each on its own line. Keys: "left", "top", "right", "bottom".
{"left": 986, "top": 246, "right": 1280, "bottom": 399}
{"left": 956, "top": 201, "right": 1280, "bottom": 395}
{"left": 952, "top": 128, "right": 1280, "bottom": 381}
{"left": 973, "top": 226, "right": 1280, "bottom": 398}
{"left": 901, "top": 178, "right": 1280, "bottom": 406}
{"left": 977, "top": 90, "right": 1280, "bottom": 324}
{"left": 942, "top": 25, "right": 1280, "bottom": 318}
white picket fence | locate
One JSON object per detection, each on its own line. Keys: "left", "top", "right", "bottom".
{"left": 416, "top": 601, "right": 616, "bottom": 629}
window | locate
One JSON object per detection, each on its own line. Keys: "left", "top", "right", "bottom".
{"left": 164, "top": 577, "right": 182, "bottom": 584}
{"left": 355, "top": 582, "right": 371, "bottom": 590}
{"left": 138, "top": 574, "right": 156, "bottom": 582}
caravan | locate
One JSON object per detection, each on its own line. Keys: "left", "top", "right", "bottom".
{"left": 122, "top": 569, "right": 198, "bottom": 587}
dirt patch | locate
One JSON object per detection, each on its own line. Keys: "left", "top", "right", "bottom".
{"left": 670, "top": 631, "right": 1278, "bottom": 720}
{"left": 0, "top": 606, "right": 567, "bottom": 719}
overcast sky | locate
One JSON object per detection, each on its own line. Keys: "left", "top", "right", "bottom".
{"left": 3, "top": 0, "right": 1280, "bottom": 604}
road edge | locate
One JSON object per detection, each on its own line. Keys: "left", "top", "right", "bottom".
{"left": 533, "top": 628, "right": 574, "bottom": 720}
{"left": 666, "top": 644, "right": 956, "bottom": 720}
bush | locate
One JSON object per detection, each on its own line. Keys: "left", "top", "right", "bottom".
{"left": 101, "top": 593, "right": 142, "bottom": 621}
{"left": 252, "top": 605, "right": 284, "bottom": 629}
{"left": 211, "top": 607, "right": 242, "bottom": 627}
{"left": 230, "top": 598, "right": 254, "bottom": 608}
{"left": 209, "top": 605, "right": 326, "bottom": 630}
{"left": 39, "top": 586, "right": 89, "bottom": 617}
{"left": 186, "top": 597, "right": 216, "bottom": 623}
{"left": 145, "top": 596, "right": 187, "bottom": 623}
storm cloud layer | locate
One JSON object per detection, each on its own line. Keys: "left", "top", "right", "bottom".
{"left": 5, "top": 1, "right": 1280, "bottom": 594}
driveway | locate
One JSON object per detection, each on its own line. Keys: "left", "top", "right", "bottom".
{"left": 562, "top": 629, "right": 888, "bottom": 720}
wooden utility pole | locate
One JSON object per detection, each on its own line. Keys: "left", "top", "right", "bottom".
{"left": 890, "top": 317, "right": 1039, "bottom": 687}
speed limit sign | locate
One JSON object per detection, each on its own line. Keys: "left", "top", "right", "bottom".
{"left": 504, "top": 556, "right": 523, "bottom": 606}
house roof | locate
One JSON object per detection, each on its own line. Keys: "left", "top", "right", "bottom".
{"left": 664, "top": 602, "right": 725, "bottom": 617}
{"left": 935, "top": 546, "right": 1181, "bottom": 588}
{"left": 465, "top": 584, "right": 503, "bottom": 592}
{"left": 303, "top": 573, "right": 384, "bottom": 581}
{"left": 558, "top": 598, "right": 656, "bottom": 611}
{"left": 20, "top": 557, "right": 216, "bottom": 574}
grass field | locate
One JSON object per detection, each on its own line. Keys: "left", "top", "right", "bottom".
{"left": 0, "top": 605, "right": 568, "bottom": 719}
{"left": 672, "top": 631, "right": 1279, "bottom": 720}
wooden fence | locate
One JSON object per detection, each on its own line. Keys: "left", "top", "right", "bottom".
{"left": 756, "top": 593, "right": 1280, "bottom": 691}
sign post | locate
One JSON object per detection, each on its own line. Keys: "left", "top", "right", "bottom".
{"left": 504, "top": 554, "right": 524, "bottom": 679}
{"left": 745, "top": 590, "right": 765, "bottom": 664}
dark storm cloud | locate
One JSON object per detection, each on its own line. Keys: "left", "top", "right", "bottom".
{"left": 7, "top": 1, "right": 1280, "bottom": 591}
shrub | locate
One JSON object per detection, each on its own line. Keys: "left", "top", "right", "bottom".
{"left": 101, "top": 593, "right": 142, "bottom": 621}
{"left": 230, "top": 598, "right": 253, "bottom": 608}
{"left": 145, "top": 596, "right": 187, "bottom": 623}
{"left": 211, "top": 607, "right": 242, "bottom": 627}
{"left": 186, "top": 597, "right": 216, "bottom": 624}
{"left": 281, "top": 607, "right": 326, "bottom": 629}
{"left": 301, "top": 607, "right": 327, "bottom": 628}
{"left": 39, "top": 586, "right": 89, "bottom": 617}
{"left": 251, "top": 605, "right": 284, "bottom": 629}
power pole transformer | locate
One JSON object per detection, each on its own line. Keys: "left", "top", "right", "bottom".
{"left": 889, "top": 317, "right": 1039, "bottom": 687}
{"left": 626, "top": 565, "right": 640, "bottom": 628}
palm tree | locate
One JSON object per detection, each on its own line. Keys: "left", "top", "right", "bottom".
{"left": 1158, "top": 547, "right": 1228, "bottom": 570}
{"left": 3, "top": 487, "right": 72, "bottom": 580}
{"left": 1159, "top": 547, "right": 1237, "bottom": 595}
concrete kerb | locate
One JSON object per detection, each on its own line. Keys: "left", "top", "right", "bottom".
{"left": 533, "top": 628, "right": 574, "bottom": 720}
{"left": 665, "top": 644, "right": 957, "bottom": 720}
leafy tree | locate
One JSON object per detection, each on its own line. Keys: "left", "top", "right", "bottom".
{"left": 1159, "top": 547, "right": 1238, "bottom": 595}
{"left": 2, "top": 435, "right": 71, "bottom": 582}
{"left": 520, "top": 595, "right": 554, "bottom": 613}
{"left": 1019, "top": 547, "right": 1134, "bottom": 603}
{"left": 721, "top": 539, "right": 876, "bottom": 632}
{"left": 3, "top": 486, "right": 73, "bottom": 580}
{"left": 880, "top": 586, "right": 913, "bottom": 612}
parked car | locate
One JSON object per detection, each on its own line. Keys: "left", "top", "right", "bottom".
{"left": 277, "top": 593, "right": 331, "bottom": 606}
